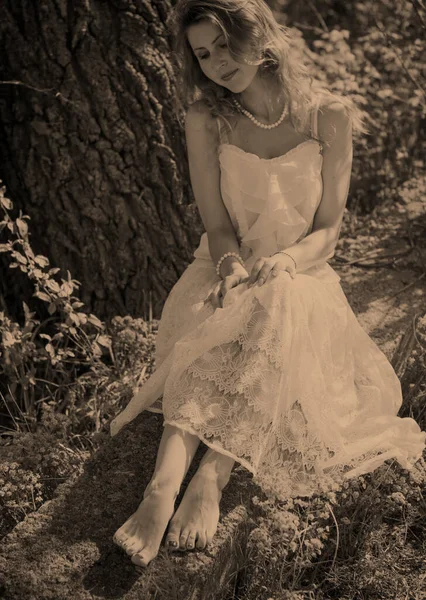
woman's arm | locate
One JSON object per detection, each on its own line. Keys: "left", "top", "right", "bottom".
{"left": 283, "top": 101, "right": 353, "bottom": 272}
{"left": 185, "top": 101, "right": 246, "bottom": 277}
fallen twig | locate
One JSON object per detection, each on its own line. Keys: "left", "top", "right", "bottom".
{"left": 334, "top": 247, "right": 412, "bottom": 267}
{"left": 385, "top": 272, "right": 426, "bottom": 300}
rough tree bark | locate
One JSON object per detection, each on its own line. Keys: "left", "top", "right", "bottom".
{"left": 0, "top": 0, "right": 200, "bottom": 320}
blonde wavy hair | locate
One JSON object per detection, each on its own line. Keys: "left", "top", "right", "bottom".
{"left": 167, "top": 0, "right": 368, "bottom": 144}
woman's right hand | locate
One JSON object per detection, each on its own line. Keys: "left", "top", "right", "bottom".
{"left": 204, "top": 270, "right": 249, "bottom": 309}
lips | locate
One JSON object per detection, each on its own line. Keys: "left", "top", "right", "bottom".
{"left": 221, "top": 69, "right": 238, "bottom": 81}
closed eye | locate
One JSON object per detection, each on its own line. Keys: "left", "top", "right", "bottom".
{"left": 198, "top": 43, "right": 228, "bottom": 61}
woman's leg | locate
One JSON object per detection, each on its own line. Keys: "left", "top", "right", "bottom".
{"left": 113, "top": 423, "right": 201, "bottom": 567}
{"left": 165, "top": 447, "right": 236, "bottom": 551}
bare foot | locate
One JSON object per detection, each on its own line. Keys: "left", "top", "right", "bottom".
{"left": 113, "top": 487, "right": 176, "bottom": 567}
{"left": 165, "top": 471, "right": 222, "bottom": 551}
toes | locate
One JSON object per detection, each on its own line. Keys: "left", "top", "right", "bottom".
{"left": 113, "top": 528, "right": 126, "bottom": 543}
{"left": 165, "top": 524, "right": 181, "bottom": 551}
{"left": 165, "top": 538, "right": 179, "bottom": 551}
{"left": 206, "top": 531, "right": 214, "bottom": 546}
{"left": 113, "top": 533, "right": 128, "bottom": 551}
{"left": 131, "top": 553, "right": 148, "bottom": 568}
{"left": 113, "top": 520, "right": 137, "bottom": 548}
{"left": 186, "top": 531, "right": 197, "bottom": 550}
{"left": 131, "top": 548, "right": 154, "bottom": 568}
{"left": 125, "top": 539, "right": 143, "bottom": 556}
{"left": 122, "top": 541, "right": 133, "bottom": 555}
{"left": 195, "top": 530, "right": 207, "bottom": 550}
{"left": 179, "top": 530, "right": 189, "bottom": 550}
{"left": 113, "top": 532, "right": 136, "bottom": 555}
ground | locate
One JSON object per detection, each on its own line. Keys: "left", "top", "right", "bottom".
{"left": 0, "top": 196, "right": 425, "bottom": 600}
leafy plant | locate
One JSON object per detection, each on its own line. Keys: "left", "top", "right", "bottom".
{"left": 0, "top": 181, "right": 113, "bottom": 431}
{"left": 282, "top": 0, "right": 426, "bottom": 213}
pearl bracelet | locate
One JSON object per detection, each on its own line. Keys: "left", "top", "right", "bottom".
{"left": 216, "top": 251, "right": 245, "bottom": 277}
{"left": 273, "top": 251, "right": 297, "bottom": 270}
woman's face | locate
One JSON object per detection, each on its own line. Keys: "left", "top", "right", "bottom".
{"left": 186, "top": 20, "right": 259, "bottom": 92}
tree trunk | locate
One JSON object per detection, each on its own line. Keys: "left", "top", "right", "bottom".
{"left": 0, "top": 0, "right": 200, "bottom": 320}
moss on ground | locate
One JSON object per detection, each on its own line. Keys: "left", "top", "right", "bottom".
{"left": 0, "top": 411, "right": 257, "bottom": 600}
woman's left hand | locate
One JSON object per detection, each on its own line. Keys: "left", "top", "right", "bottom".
{"left": 247, "top": 254, "right": 296, "bottom": 287}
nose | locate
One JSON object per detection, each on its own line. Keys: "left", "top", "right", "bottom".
{"left": 213, "top": 54, "right": 227, "bottom": 74}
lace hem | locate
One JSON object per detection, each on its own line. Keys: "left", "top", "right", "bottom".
{"left": 111, "top": 268, "right": 426, "bottom": 499}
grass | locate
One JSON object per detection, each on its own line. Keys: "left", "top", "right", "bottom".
{"left": 1, "top": 183, "right": 426, "bottom": 598}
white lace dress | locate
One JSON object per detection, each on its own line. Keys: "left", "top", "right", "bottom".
{"left": 110, "top": 104, "right": 426, "bottom": 499}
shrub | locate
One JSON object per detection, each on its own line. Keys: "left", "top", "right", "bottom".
{"left": 0, "top": 181, "right": 113, "bottom": 431}
{"left": 0, "top": 403, "right": 88, "bottom": 538}
{"left": 281, "top": 0, "right": 426, "bottom": 214}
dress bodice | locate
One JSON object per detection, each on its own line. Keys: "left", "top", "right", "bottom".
{"left": 193, "top": 102, "right": 341, "bottom": 284}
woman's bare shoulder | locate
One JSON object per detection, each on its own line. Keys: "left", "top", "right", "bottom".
{"left": 186, "top": 100, "right": 217, "bottom": 133}
{"left": 185, "top": 100, "right": 221, "bottom": 156}
{"left": 317, "top": 96, "right": 352, "bottom": 143}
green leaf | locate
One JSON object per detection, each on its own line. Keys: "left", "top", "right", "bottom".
{"left": 91, "top": 341, "right": 103, "bottom": 357}
{"left": 0, "top": 195, "right": 12, "bottom": 210}
{"left": 22, "top": 302, "right": 35, "bottom": 322}
{"left": 377, "top": 88, "right": 394, "bottom": 99}
{"left": 77, "top": 312, "right": 87, "bottom": 324}
{"left": 46, "top": 280, "right": 60, "bottom": 293}
{"left": 16, "top": 218, "right": 28, "bottom": 237}
{"left": 61, "top": 282, "right": 74, "bottom": 295}
{"left": 34, "top": 255, "right": 49, "bottom": 267}
{"left": 69, "top": 313, "right": 81, "bottom": 326}
{"left": 14, "top": 252, "right": 27, "bottom": 264}
{"left": 88, "top": 314, "right": 103, "bottom": 328}
{"left": 24, "top": 244, "right": 34, "bottom": 259}
{"left": 3, "top": 331, "right": 16, "bottom": 347}
{"left": 45, "top": 343, "right": 55, "bottom": 357}
{"left": 34, "top": 291, "right": 51, "bottom": 302}
{"left": 97, "top": 335, "right": 111, "bottom": 348}
{"left": 48, "top": 303, "right": 57, "bottom": 315}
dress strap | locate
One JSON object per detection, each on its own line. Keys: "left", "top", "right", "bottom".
{"left": 311, "top": 97, "right": 320, "bottom": 139}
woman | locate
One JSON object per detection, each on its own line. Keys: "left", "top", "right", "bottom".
{"left": 110, "top": 0, "right": 426, "bottom": 569}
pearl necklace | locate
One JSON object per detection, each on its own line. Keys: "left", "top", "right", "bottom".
{"left": 232, "top": 98, "right": 288, "bottom": 129}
